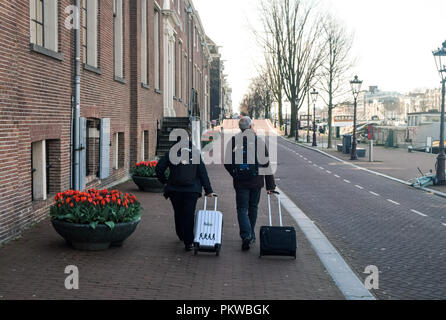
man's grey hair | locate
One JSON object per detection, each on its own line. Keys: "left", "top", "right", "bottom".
{"left": 239, "top": 116, "right": 252, "bottom": 131}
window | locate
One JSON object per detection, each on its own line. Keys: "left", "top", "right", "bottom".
{"left": 86, "top": 119, "right": 101, "bottom": 178}
{"left": 30, "top": 0, "right": 58, "bottom": 52}
{"left": 118, "top": 133, "right": 125, "bottom": 169}
{"left": 141, "top": 131, "right": 149, "bottom": 161}
{"left": 113, "top": 132, "right": 125, "bottom": 169}
{"left": 141, "top": 0, "right": 149, "bottom": 85}
{"left": 114, "top": 0, "right": 124, "bottom": 79}
{"left": 174, "top": 37, "right": 177, "bottom": 97}
{"left": 81, "top": 0, "right": 98, "bottom": 67}
{"left": 178, "top": 41, "right": 182, "bottom": 100}
{"left": 184, "top": 53, "right": 187, "bottom": 102}
{"left": 154, "top": 8, "right": 160, "bottom": 90}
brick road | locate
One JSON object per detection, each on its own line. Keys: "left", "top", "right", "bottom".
{"left": 0, "top": 164, "right": 343, "bottom": 300}
{"left": 276, "top": 137, "right": 446, "bottom": 300}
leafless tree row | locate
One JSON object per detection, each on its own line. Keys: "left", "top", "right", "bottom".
{"left": 245, "top": 0, "right": 355, "bottom": 148}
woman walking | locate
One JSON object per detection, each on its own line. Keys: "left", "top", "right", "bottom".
{"left": 156, "top": 140, "right": 214, "bottom": 252}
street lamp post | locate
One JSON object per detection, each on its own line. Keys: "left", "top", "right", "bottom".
{"left": 350, "top": 76, "right": 363, "bottom": 161}
{"left": 311, "top": 88, "right": 319, "bottom": 147}
{"left": 433, "top": 41, "right": 446, "bottom": 185}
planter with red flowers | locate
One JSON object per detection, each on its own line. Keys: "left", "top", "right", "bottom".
{"left": 50, "top": 189, "right": 142, "bottom": 251}
{"left": 131, "top": 161, "right": 167, "bottom": 193}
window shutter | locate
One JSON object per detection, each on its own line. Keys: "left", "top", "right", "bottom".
{"left": 79, "top": 117, "right": 87, "bottom": 191}
{"left": 100, "top": 118, "right": 111, "bottom": 180}
{"left": 43, "top": 0, "right": 58, "bottom": 51}
{"left": 87, "top": 0, "right": 98, "bottom": 67}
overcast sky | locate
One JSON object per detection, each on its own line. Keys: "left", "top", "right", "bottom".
{"left": 193, "top": 0, "right": 446, "bottom": 112}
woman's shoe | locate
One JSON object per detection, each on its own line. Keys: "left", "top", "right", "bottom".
{"left": 185, "top": 244, "right": 194, "bottom": 252}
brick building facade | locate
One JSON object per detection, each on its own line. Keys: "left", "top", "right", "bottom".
{"left": 0, "top": 0, "right": 216, "bottom": 244}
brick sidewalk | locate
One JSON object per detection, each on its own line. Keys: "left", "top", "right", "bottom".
{"left": 0, "top": 165, "right": 343, "bottom": 300}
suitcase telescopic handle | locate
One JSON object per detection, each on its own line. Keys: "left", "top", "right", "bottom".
{"left": 204, "top": 194, "right": 218, "bottom": 212}
{"left": 267, "top": 192, "right": 282, "bottom": 227}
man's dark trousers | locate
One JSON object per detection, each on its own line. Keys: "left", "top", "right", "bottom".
{"left": 235, "top": 188, "right": 261, "bottom": 241}
{"left": 169, "top": 192, "right": 199, "bottom": 246}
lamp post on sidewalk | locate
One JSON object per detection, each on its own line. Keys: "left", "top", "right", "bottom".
{"left": 350, "top": 76, "right": 363, "bottom": 161}
{"left": 311, "top": 88, "right": 319, "bottom": 147}
{"left": 433, "top": 41, "right": 446, "bottom": 185}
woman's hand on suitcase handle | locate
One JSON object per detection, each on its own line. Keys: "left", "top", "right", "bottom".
{"left": 267, "top": 190, "right": 280, "bottom": 195}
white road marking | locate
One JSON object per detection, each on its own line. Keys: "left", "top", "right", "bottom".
{"left": 319, "top": 167, "right": 325, "bottom": 170}
{"left": 343, "top": 179, "right": 351, "bottom": 184}
{"left": 387, "top": 199, "right": 401, "bottom": 206}
{"left": 334, "top": 174, "right": 341, "bottom": 178}
{"left": 369, "top": 191, "right": 380, "bottom": 197}
{"left": 355, "top": 185, "right": 364, "bottom": 190}
{"left": 411, "top": 209, "right": 427, "bottom": 217}
{"left": 326, "top": 170, "right": 332, "bottom": 174}
{"left": 442, "top": 223, "right": 446, "bottom": 227}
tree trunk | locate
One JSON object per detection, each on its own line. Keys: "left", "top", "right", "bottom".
{"left": 327, "top": 106, "right": 333, "bottom": 149}
{"left": 289, "top": 99, "right": 297, "bottom": 138}
{"left": 278, "top": 96, "right": 283, "bottom": 127}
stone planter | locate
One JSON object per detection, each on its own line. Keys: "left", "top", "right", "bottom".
{"left": 132, "top": 176, "right": 164, "bottom": 193}
{"left": 51, "top": 219, "right": 141, "bottom": 251}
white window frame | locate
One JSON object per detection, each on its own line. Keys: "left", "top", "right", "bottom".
{"left": 154, "top": 8, "right": 160, "bottom": 90}
{"left": 29, "top": 0, "right": 58, "bottom": 52}
{"left": 82, "top": 0, "right": 98, "bottom": 67}
{"left": 114, "top": 0, "right": 124, "bottom": 78}
{"left": 141, "top": 0, "right": 148, "bottom": 85}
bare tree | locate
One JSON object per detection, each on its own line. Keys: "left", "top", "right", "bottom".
{"left": 271, "top": 0, "right": 326, "bottom": 138}
{"left": 240, "top": 73, "right": 274, "bottom": 119}
{"left": 257, "top": 0, "right": 286, "bottom": 127}
{"left": 318, "top": 15, "right": 354, "bottom": 148}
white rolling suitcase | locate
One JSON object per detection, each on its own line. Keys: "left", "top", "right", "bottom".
{"left": 193, "top": 196, "right": 223, "bottom": 256}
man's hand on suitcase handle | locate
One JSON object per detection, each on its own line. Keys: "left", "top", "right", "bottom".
{"left": 206, "top": 193, "right": 218, "bottom": 198}
{"left": 267, "top": 190, "right": 280, "bottom": 195}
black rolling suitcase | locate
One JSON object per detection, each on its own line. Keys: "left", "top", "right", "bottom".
{"left": 260, "top": 192, "right": 297, "bottom": 259}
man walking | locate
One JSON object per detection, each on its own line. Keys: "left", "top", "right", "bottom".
{"left": 224, "top": 117, "right": 276, "bottom": 251}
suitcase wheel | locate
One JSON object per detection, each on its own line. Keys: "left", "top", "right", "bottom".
{"left": 194, "top": 243, "right": 199, "bottom": 256}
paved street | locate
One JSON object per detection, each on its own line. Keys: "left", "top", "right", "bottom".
{"left": 248, "top": 120, "right": 446, "bottom": 300}
{"left": 0, "top": 163, "right": 342, "bottom": 300}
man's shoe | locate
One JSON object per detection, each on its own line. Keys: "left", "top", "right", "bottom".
{"left": 185, "top": 244, "right": 194, "bottom": 252}
{"left": 242, "top": 239, "right": 251, "bottom": 251}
